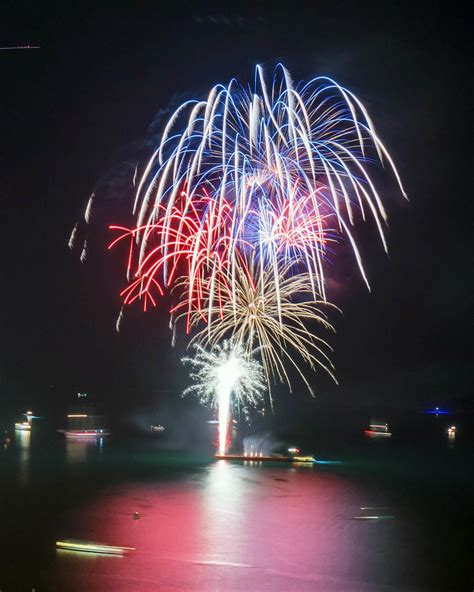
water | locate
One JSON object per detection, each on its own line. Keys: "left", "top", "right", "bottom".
{"left": 0, "top": 421, "right": 472, "bottom": 591}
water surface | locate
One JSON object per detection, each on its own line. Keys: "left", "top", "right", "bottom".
{"left": 1, "top": 423, "right": 472, "bottom": 591}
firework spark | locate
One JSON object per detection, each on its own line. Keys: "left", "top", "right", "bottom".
{"left": 180, "top": 261, "right": 338, "bottom": 400}
{"left": 182, "top": 341, "right": 265, "bottom": 453}
{"left": 108, "top": 191, "right": 235, "bottom": 322}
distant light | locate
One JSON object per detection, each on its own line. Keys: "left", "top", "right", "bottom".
{"left": 360, "top": 506, "right": 389, "bottom": 510}
{"left": 0, "top": 45, "right": 40, "bottom": 51}
{"left": 288, "top": 447, "right": 300, "bottom": 454}
{"left": 67, "top": 414, "right": 88, "bottom": 418}
{"left": 425, "top": 408, "right": 451, "bottom": 415}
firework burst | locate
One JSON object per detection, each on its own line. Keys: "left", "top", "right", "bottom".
{"left": 125, "top": 63, "right": 406, "bottom": 308}
{"left": 182, "top": 341, "right": 265, "bottom": 452}
{"left": 179, "top": 260, "right": 339, "bottom": 400}
{"left": 71, "top": 64, "right": 406, "bottom": 428}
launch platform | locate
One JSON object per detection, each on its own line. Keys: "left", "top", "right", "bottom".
{"left": 215, "top": 453, "right": 315, "bottom": 463}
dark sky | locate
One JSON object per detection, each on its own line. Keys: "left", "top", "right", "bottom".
{"left": 0, "top": 1, "right": 472, "bottom": 422}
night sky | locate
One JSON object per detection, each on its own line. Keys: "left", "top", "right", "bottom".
{"left": 0, "top": 1, "right": 471, "bottom": 426}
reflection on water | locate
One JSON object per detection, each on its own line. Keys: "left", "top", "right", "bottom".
{"left": 201, "top": 460, "right": 247, "bottom": 567}
{"left": 66, "top": 440, "right": 86, "bottom": 464}
{"left": 65, "top": 436, "right": 105, "bottom": 464}
{"left": 66, "top": 439, "right": 89, "bottom": 464}
{"left": 49, "top": 458, "right": 411, "bottom": 592}
{"left": 448, "top": 431, "right": 456, "bottom": 448}
{"left": 447, "top": 426, "right": 457, "bottom": 449}
{"left": 15, "top": 428, "right": 31, "bottom": 486}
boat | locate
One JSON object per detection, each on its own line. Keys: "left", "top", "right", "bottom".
{"left": 63, "top": 429, "right": 110, "bottom": 439}
{"left": 292, "top": 455, "right": 316, "bottom": 463}
{"left": 61, "top": 404, "right": 110, "bottom": 439}
{"left": 150, "top": 424, "right": 165, "bottom": 432}
{"left": 56, "top": 539, "right": 134, "bottom": 555}
{"left": 215, "top": 453, "right": 316, "bottom": 463}
{"left": 364, "top": 422, "right": 392, "bottom": 437}
{"left": 14, "top": 421, "right": 31, "bottom": 431}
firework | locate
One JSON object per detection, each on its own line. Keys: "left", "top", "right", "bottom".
{"left": 108, "top": 191, "right": 235, "bottom": 320}
{"left": 72, "top": 64, "right": 406, "bottom": 434}
{"left": 182, "top": 341, "right": 265, "bottom": 453}
{"left": 123, "top": 63, "right": 406, "bottom": 311}
{"left": 178, "top": 260, "right": 338, "bottom": 400}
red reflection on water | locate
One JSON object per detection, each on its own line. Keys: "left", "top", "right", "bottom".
{"left": 49, "top": 461, "right": 402, "bottom": 591}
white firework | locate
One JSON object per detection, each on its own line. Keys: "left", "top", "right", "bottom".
{"left": 182, "top": 341, "right": 266, "bottom": 453}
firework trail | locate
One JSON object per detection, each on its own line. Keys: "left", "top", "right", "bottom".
{"left": 108, "top": 191, "right": 235, "bottom": 317}
{"left": 182, "top": 341, "right": 265, "bottom": 453}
